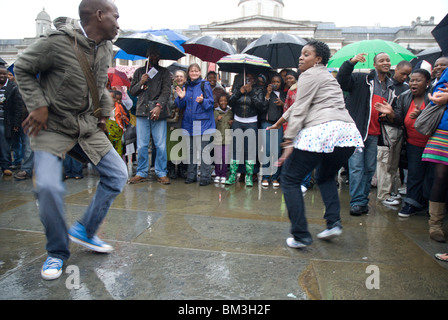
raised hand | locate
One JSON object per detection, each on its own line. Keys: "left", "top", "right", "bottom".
{"left": 176, "top": 86, "right": 186, "bottom": 99}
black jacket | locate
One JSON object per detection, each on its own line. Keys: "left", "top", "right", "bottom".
{"left": 260, "top": 90, "right": 286, "bottom": 123}
{"left": 393, "top": 87, "right": 432, "bottom": 128}
{"left": 130, "top": 64, "right": 172, "bottom": 118}
{"left": 337, "top": 60, "right": 396, "bottom": 140}
{"left": 228, "top": 85, "right": 264, "bottom": 119}
{"left": 1, "top": 80, "right": 24, "bottom": 139}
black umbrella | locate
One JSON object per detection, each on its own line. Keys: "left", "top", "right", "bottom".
{"left": 242, "top": 33, "right": 307, "bottom": 69}
{"left": 167, "top": 62, "right": 188, "bottom": 74}
{"left": 114, "top": 31, "right": 185, "bottom": 61}
{"left": 432, "top": 13, "right": 448, "bottom": 55}
{"left": 0, "top": 57, "right": 6, "bottom": 66}
{"left": 410, "top": 47, "right": 446, "bottom": 68}
{"left": 182, "top": 36, "right": 236, "bottom": 63}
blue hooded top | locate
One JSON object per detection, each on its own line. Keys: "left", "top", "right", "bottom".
{"left": 433, "top": 68, "right": 448, "bottom": 130}
{"left": 175, "top": 78, "right": 216, "bottom": 136}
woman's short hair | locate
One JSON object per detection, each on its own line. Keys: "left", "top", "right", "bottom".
{"left": 306, "top": 40, "right": 331, "bottom": 66}
{"left": 412, "top": 68, "right": 431, "bottom": 81}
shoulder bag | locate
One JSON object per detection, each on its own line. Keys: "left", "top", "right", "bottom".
{"left": 414, "top": 103, "right": 446, "bottom": 136}
{"left": 70, "top": 33, "right": 102, "bottom": 118}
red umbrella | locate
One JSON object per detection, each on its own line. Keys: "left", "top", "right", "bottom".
{"left": 182, "top": 36, "right": 236, "bottom": 63}
{"left": 107, "top": 67, "right": 131, "bottom": 87}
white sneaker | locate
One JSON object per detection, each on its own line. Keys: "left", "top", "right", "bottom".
{"left": 382, "top": 198, "right": 400, "bottom": 206}
{"left": 390, "top": 193, "right": 402, "bottom": 200}
{"left": 317, "top": 226, "right": 342, "bottom": 240}
{"left": 214, "top": 176, "right": 220, "bottom": 183}
{"left": 301, "top": 185, "right": 307, "bottom": 193}
{"left": 220, "top": 177, "right": 226, "bottom": 184}
{"left": 286, "top": 237, "right": 307, "bottom": 249}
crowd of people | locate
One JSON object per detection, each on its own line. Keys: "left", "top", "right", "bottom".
{"left": 1, "top": 0, "right": 448, "bottom": 280}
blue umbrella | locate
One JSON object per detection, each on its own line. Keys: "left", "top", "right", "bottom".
{"left": 114, "top": 49, "right": 146, "bottom": 61}
{"left": 7, "top": 64, "right": 14, "bottom": 75}
{"left": 141, "top": 29, "right": 188, "bottom": 52}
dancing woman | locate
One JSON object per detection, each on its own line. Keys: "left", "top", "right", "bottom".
{"left": 271, "top": 40, "right": 364, "bottom": 248}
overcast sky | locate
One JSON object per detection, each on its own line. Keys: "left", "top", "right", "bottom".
{"left": 0, "top": 0, "right": 446, "bottom": 39}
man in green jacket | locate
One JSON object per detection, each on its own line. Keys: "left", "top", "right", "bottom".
{"left": 14, "top": 0, "right": 127, "bottom": 281}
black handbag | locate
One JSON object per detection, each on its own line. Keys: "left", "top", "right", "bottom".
{"left": 122, "top": 123, "right": 136, "bottom": 145}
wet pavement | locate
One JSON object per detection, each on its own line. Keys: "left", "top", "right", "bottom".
{"left": 1, "top": 166, "right": 448, "bottom": 300}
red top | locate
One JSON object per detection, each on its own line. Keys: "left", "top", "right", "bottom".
{"left": 405, "top": 100, "right": 430, "bottom": 148}
{"left": 283, "top": 87, "right": 297, "bottom": 131}
{"left": 368, "top": 94, "right": 384, "bottom": 136}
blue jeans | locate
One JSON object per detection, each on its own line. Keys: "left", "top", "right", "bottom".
{"left": 405, "top": 142, "right": 434, "bottom": 209}
{"left": 16, "top": 126, "right": 34, "bottom": 175}
{"left": 302, "top": 172, "right": 312, "bottom": 188}
{"left": 136, "top": 117, "right": 167, "bottom": 178}
{"left": 63, "top": 155, "right": 83, "bottom": 178}
{"left": 348, "top": 135, "right": 378, "bottom": 207}
{"left": 34, "top": 146, "right": 127, "bottom": 260}
{"left": 281, "top": 147, "right": 355, "bottom": 244}
{"left": 0, "top": 121, "right": 11, "bottom": 171}
{"left": 260, "top": 121, "right": 283, "bottom": 181}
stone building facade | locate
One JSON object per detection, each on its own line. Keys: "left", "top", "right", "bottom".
{"left": 0, "top": 1, "right": 440, "bottom": 81}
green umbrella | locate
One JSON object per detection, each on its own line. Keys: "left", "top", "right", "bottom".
{"left": 327, "top": 39, "right": 416, "bottom": 69}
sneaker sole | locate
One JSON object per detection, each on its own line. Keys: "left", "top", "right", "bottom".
{"left": 69, "top": 235, "right": 114, "bottom": 253}
{"left": 382, "top": 200, "right": 400, "bottom": 206}
{"left": 317, "top": 231, "right": 342, "bottom": 240}
{"left": 286, "top": 237, "right": 308, "bottom": 249}
{"left": 41, "top": 268, "right": 62, "bottom": 280}
{"left": 398, "top": 213, "right": 412, "bottom": 218}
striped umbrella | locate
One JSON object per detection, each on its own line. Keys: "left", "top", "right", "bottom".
{"left": 217, "top": 54, "right": 271, "bottom": 78}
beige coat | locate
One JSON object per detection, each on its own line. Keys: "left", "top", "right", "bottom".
{"left": 283, "top": 65, "right": 354, "bottom": 140}
{"left": 14, "top": 22, "right": 113, "bottom": 165}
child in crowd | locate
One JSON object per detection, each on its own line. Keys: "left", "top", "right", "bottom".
{"left": 107, "top": 90, "right": 130, "bottom": 157}
{"left": 214, "top": 94, "right": 233, "bottom": 183}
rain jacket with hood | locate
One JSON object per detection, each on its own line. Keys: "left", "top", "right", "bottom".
{"left": 175, "top": 78, "right": 215, "bottom": 136}
{"left": 14, "top": 18, "right": 114, "bottom": 165}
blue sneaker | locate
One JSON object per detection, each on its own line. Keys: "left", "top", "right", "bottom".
{"left": 68, "top": 222, "right": 114, "bottom": 253}
{"left": 41, "top": 257, "right": 63, "bottom": 280}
